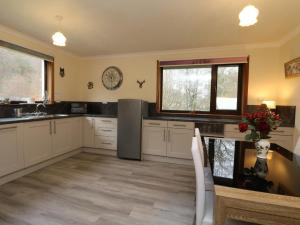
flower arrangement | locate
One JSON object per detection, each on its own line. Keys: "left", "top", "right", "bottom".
{"left": 239, "top": 108, "right": 281, "bottom": 141}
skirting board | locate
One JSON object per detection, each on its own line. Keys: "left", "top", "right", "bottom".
{"left": 142, "top": 154, "right": 193, "bottom": 166}
{"left": 0, "top": 148, "right": 82, "bottom": 186}
{"left": 83, "top": 147, "right": 117, "bottom": 156}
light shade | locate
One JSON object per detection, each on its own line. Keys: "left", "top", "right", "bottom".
{"left": 262, "top": 100, "right": 276, "bottom": 109}
{"left": 239, "top": 5, "right": 259, "bottom": 27}
{"left": 52, "top": 31, "right": 67, "bottom": 46}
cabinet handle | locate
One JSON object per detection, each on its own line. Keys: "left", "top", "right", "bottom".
{"left": 102, "top": 142, "right": 112, "bottom": 145}
{"left": 92, "top": 119, "right": 95, "bottom": 129}
{"left": 173, "top": 124, "right": 186, "bottom": 127}
{"left": 54, "top": 121, "right": 56, "bottom": 134}
{"left": 0, "top": 126, "right": 17, "bottom": 131}
{"left": 168, "top": 129, "right": 171, "bottom": 142}
{"left": 149, "top": 122, "right": 160, "bottom": 125}
{"left": 163, "top": 129, "right": 166, "bottom": 142}
{"left": 102, "top": 129, "right": 112, "bottom": 132}
{"left": 102, "top": 120, "right": 112, "bottom": 123}
{"left": 49, "top": 121, "right": 52, "bottom": 135}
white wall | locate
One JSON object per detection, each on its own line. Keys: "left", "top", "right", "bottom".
{"left": 78, "top": 45, "right": 283, "bottom": 104}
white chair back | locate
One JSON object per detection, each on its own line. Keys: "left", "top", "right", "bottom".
{"left": 294, "top": 137, "right": 300, "bottom": 156}
{"left": 195, "top": 128, "right": 205, "bottom": 167}
{"left": 191, "top": 137, "right": 205, "bottom": 225}
{"left": 294, "top": 137, "right": 300, "bottom": 165}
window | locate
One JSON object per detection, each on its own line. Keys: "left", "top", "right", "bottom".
{"left": 0, "top": 40, "right": 54, "bottom": 103}
{"left": 157, "top": 57, "right": 248, "bottom": 115}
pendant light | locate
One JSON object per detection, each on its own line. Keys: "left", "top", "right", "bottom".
{"left": 52, "top": 15, "right": 67, "bottom": 47}
{"left": 239, "top": 5, "right": 259, "bottom": 27}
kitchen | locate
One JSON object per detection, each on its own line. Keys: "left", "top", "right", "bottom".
{"left": 0, "top": 1, "right": 300, "bottom": 225}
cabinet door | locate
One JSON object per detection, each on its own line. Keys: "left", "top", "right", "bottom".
{"left": 142, "top": 126, "right": 167, "bottom": 156}
{"left": 167, "top": 128, "right": 193, "bottom": 159}
{"left": 0, "top": 124, "right": 24, "bottom": 177}
{"left": 52, "top": 119, "right": 72, "bottom": 156}
{"left": 71, "top": 118, "right": 83, "bottom": 150}
{"left": 83, "top": 117, "right": 95, "bottom": 147}
{"left": 24, "top": 121, "right": 52, "bottom": 167}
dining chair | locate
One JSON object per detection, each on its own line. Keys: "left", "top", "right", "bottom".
{"left": 293, "top": 137, "right": 300, "bottom": 165}
{"left": 191, "top": 137, "right": 214, "bottom": 225}
{"left": 195, "top": 128, "right": 214, "bottom": 191}
{"left": 192, "top": 137, "right": 261, "bottom": 225}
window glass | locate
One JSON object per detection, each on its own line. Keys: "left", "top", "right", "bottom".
{"left": 216, "top": 66, "right": 239, "bottom": 110}
{"left": 162, "top": 67, "right": 212, "bottom": 111}
{"left": 0, "top": 46, "right": 44, "bottom": 101}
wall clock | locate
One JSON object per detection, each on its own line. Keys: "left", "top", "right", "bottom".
{"left": 102, "top": 66, "right": 123, "bottom": 90}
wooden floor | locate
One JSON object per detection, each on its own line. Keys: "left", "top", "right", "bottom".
{"left": 0, "top": 153, "right": 196, "bottom": 225}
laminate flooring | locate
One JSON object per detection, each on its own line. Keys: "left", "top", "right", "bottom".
{"left": 0, "top": 153, "right": 196, "bottom": 225}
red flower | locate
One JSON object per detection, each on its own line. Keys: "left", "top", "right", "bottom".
{"left": 257, "top": 121, "right": 270, "bottom": 133}
{"left": 239, "top": 123, "right": 248, "bottom": 132}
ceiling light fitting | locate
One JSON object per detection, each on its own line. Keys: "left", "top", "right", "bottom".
{"left": 52, "top": 15, "right": 67, "bottom": 47}
{"left": 239, "top": 5, "right": 259, "bottom": 27}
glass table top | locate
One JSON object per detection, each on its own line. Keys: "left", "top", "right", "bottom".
{"left": 203, "top": 137, "right": 300, "bottom": 197}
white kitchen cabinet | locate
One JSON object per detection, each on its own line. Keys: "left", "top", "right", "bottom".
{"left": 142, "top": 120, "right": 194, "bottom": 159}
{"left": 71, "top": 117, "right": 83, "bottom": 150}
{"left": 0, "top": 124, "right": 24, "bottom": 177}
{"left": 167, "top": 128, "right": 194, "bottom": 159}
{"left": 23, "top": 120, "right": 52, "bottom": 167}
{"left": 94, "top": 118, "right": 117, "bottom": 150}
{"left": 83, "top": 117, "right": 95, "bottom": 147}
{"left": 224, "top": 124, "right": 294, "bottom": 150}
{"left": 52, "top": 119, "right": 72, "bottom": 156}
{"left": 142, "top": 126, "right": 167, "bottom": 156}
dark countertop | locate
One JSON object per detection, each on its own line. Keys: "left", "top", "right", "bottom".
{"left": 0, "top": 114, "right": 118, "bottom": 125}
{"left": 143, "top": 116, "right": 240, "bottom": 124}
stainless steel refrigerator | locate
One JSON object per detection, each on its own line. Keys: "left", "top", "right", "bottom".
{"left": 117, "top": 99, "right": 148, "bottom": 160}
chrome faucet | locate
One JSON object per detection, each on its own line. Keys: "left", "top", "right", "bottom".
{"left": 35, "top": 91, "right": 48, "bottom": 116}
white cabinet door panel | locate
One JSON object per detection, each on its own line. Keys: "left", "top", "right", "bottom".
{"left": 142, "top": 126, "right": 167, "bottom": 156}
{"left": 52, "top": 119, "right": 72, "bottom": 156}
{"left": 71, "top": 118, "right": 82, "bottom": 150}
{"left": 0, "top": 124, "right": 24, "bottom": 177}
{"left": 167, "top": 128, "right": 193, "bottom": 159}
{"left": 24, "top": 121, "right": 52, "bottom": 167}
{"left": 83, "top": 117, "right": 95, "bottom": 147}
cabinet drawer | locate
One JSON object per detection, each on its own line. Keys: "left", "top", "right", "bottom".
{"left": 95, "top": 127, "right": 117, "bottom": 136}
{"left": 270, "top": 127, "right": 294, "bottom": 136}
{"left": 143, "top": 120, "right": 167, "bottom": 128}
{"left": 168, "top": 121, "right": 194, "bottom": 129}
{"left": 95, "top": 118, "right": 117, "bottom": 128}
{"left": 95, "top": 136, "right": 117, "bottom": 150}
{"left": 224, "top": 124, "right": 239, "bottom": 132}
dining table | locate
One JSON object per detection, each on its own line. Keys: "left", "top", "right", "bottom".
{"left": 203, "top": 137, "right": 300, "bottom": 225}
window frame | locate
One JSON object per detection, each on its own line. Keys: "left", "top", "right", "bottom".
{"left": 0, "top": 40, "right": 55, "bottom": 104}
{"left": 156, "top": 58, "right": 249, "bottom": 116}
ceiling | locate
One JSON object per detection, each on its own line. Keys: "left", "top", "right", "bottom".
{"left": 0, "top": 0, "right": 299, "bottom": 56}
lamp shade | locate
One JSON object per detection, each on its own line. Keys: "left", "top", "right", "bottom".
{"left": 262, "top": 100, "right": 276, "bottom": 109}
{"left": 239, "top": 5, "right": 259, "bottom": 27}
{"left": 52, "top": 31, "right": 67, "bottom": 47}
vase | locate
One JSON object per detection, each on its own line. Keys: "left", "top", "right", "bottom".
{"left": 255, "top": 139, "right": 270, "bottom": 159}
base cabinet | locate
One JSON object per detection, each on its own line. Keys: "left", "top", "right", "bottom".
{"left": 167, "top": 128, "right": 194, "bottom": 159}
{"left": 0, "top": 124, "right": 24, "bottom": 177}
{"left": 83, "top": 117, "right": 118, "bottom": 150}
{"left": 52, "top": 119, "right": 72, "bottom": 156}
{"left": 24, "top": 121, "right": 53, "bottom": 167}
{"left": 71, "top": 117, "right": 83, "bottom": 150}
{"left": 143, "top": 126, "right": 167, "bottom": 156}
{"left": 83, "top": 117, "right": 95, "bottom": 148}
{"left": 143, "top": 120, "right": 194, "bottom": 159}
